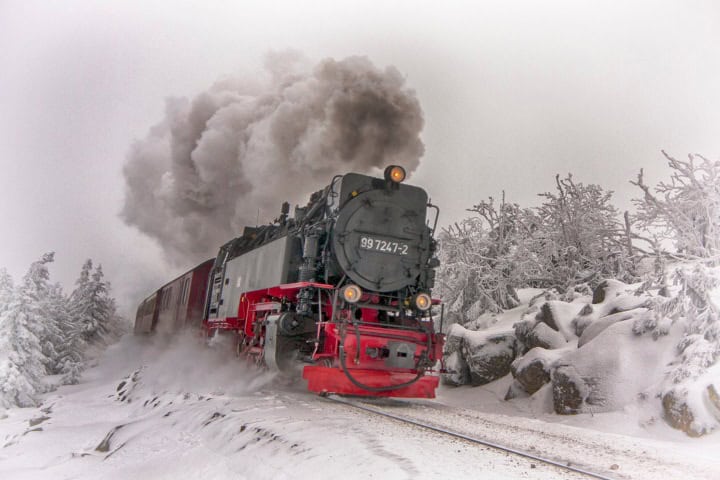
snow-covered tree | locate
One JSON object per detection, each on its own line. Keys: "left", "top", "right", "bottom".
{"left": 0, "top": 268, "right": 13, "bottom": 312}
{"left": 68, "top": 261, "right": 121, "bottom": 345}
{"left": 532, "top": 174, "right": 637, "bottom": 291}
{"left": 632, "top": 151, "right": 720, "bottom": 262}
{"left": 41, "top": 282, "right": 85, "bottom": 384}
{"left": 38, "top": 283, "right": 66, "bottom": 373}
{"left": 437, "top": 194, "right": 537, "bottom": 321}
{"left": 438, "top": 175, "right": 637, "bottom": 321}
{"left": 630, "top": 153, "right": 720, "bottom": 370}
{"left": 0, "top": 254, "right": 125, "bottom": 406}
{"left": 0, "top": 253, "right": 55, "bottom": 407}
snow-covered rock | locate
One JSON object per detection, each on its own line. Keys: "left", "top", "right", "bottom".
{"left": 441, "top": 324, "right": 470, "bottom": 386}
{"left": 463, "top": 329, "right": 517, "bottom": 386}
{"left": 443, "top": 324, "right": 518, "bottom": 386}
{"left": 442, "top": 350, "right": 470, "bottom": 386}
{"left": 511, "top": 347, "right": 567, "bottom": 395}
{"left": 662, "top": 363, "right": 720, "bottom": 437}
{"left": 533, "top": 321, "right": 568, "bottom": 349}
{"left": 551, "top": 320, "right": 683, "bottom": 414}
{"left": 535, "top": 301, "right": 586, "bottom": 341}
{"left": 592, "top": 279, "right": 636, "bottom": 304}
{"left": 577, "top": 308, "right": 649, "bottom": 347}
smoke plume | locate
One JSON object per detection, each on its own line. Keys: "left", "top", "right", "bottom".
{"left": 121, "top": 54, "right": 425, "bottom": 264}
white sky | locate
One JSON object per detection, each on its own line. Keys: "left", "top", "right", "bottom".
{"left": 1, "top": 0, "right": 719, "bottom": 313}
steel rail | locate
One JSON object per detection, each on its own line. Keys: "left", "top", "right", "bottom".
{"left": 326, "top": 395, "right": 619, "bottom": 480}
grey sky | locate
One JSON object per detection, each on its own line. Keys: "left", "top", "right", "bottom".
{"left": 1, "top": 0, "right": 718, "bottom": 314}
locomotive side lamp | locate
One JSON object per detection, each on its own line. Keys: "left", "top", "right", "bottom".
{"left": 341, "top": 284, "right": 363, "bottom": 303}
{"left": 384, "top": 165, "right": 406, "bottom": 183}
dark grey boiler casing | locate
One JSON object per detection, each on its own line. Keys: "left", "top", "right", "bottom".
{"left": 331, "top": 173, "right": 431, "bottom": 292}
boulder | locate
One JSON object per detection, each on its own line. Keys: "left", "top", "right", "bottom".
{"left": 514, "top": 317, "right": 566, "bottom": 352}
{"left": 661, "top": 383, "right": 720, "bottom": 437}
{"left": 535, "top": 301, "right": 585, "bottom": 341}
{"left": 592, "top": 279, "right": 630, "bottom": 304}
{"left": 573, "top": 289, "right": 651, "bottom": 343}
{"left": 527, "top": 322, "right": 567, "bottom": 350}
{"left": 572, "top": 304, "right": 594, "bottom": 337}
{"left": 551, "top": 320, "right": 682, "bottom": 415}
{"left": 551, "top": 365, "right": 589, "bottom": 414}
{"left": 707, "top": 383, "right": 720, "bottom": 419}
{"left": 441, "top": 324, "right": 470, "bottom": 386}
{"left": 577, "top": 312, "right": 643, "bottom": 347}
{"left": 510, "top": 347, "right": 568, "bottom": 396}
{"left": 442, "top": 350, "right": 470, "bottom": 386}
{"left": 513, "top": 318, "right": 537, "bottom": 352}
{"left": 513, "top": 356, "right": 551, "bottom": 395}
{"left": 662, "top": 390, "right": 705, "bottom": 437}
{"left": 461, "top": 329, "right": 518, "bottom": 386}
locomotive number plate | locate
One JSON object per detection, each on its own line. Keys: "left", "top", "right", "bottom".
{"left": 359, "top": 235, "right": 410, "bottom": 255}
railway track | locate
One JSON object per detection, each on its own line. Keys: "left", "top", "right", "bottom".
{"left": 326, "top": 395, "right": 620, "bottom": 480}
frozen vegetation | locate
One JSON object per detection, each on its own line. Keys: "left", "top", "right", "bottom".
{"left": 0, "top": 254, "right": 126, "bottom": 408}
{"left": 438, "top": 152, "right": 720, "bottom": 437}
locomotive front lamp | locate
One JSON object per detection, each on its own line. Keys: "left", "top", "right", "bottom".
{"left": 341, "top": 284, "right": 362, "bottom": 303}
{"left": 384, "top": 165, "right": 406, "bottom": 183}
{"left": 414, "top": 293, "right": 432, "bottom": 311}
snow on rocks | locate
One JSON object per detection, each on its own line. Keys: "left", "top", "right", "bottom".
{"left": 662, "top": 362, "right": 720, "bottom": 437}
{"left": 534, "top": 301, "right": 586, "bottom": 341}
{"left": 510, "top": 347, "right": 568, "bottom": 396}
{"left": 551, "top": 320, "right": 683, "bottom": 414}
{"left": 114, "top": 368, "right": 143, "bottom": 403}
{"left": 514, "top": 317, "right": 567, "bottom": 351}
{"left": 446, "top": 276, "right": 720, "bottom": 437}
{"left": 441, "top": 329, "right": 469, "bottom": 386}
{"left": 577, "top": 308, "right": 649, "bottom": 347}
{"left": 442, "top": 323, "right": 518, "bottom": 386}
{"left": 591, "top": 279, "right": 640, "bottom": 304}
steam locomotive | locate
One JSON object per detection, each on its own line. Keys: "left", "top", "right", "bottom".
{"left": 134, "top": 166, "right": 444, "bottom": 398}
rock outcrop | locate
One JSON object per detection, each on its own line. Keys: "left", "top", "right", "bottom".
{"left": 442, "top": 324, "right": 518, "bottom": 386}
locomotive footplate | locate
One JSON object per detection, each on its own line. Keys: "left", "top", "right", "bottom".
{"left": 302, "top": 366, "right": 439, "bottom": 398}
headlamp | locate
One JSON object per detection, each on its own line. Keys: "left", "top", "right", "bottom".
{"left": 384, "top": 165, "right": 406, "bottom": 183}
{"left": 341, "top": 284, "right": 362, "bottom": 304}
{"left": 414, "top": 293, "right": 432, "bottom": 311}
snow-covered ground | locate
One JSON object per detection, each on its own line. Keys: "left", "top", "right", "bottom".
{"left": 1, "top": 334, "right": 719, "bottom": 480}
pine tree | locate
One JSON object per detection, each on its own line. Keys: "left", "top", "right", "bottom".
{"left": 43, "top": 281, "right": 87, "bottom": 384}
{"left": 39, "top": 283, "right": 66, "bottom": 374}
{"left": 0, "top": 253, "right": 55, "bottom": 407}
{"left": 68, "top": 261, "right": 120, "bottom": 345}
{"left": 0, "top": 268, "right": 13, "bottom": 312}
{"left": 23, "top": 253, "right": 61, "bottom": 374}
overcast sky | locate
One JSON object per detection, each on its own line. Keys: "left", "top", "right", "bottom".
{"left": 1, "top": 0, "right": 718, "bottom": 314}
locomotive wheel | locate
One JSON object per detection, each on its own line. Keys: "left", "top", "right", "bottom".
{"left": 275, "top": 337, "right": 304, "bottom": 375}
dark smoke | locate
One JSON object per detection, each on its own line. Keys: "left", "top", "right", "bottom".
{"left": 121, "top": 54, "right": 424, "bottom": 264}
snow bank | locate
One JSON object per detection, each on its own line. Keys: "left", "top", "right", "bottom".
{"left": 552, "top": 320, "right": 683, "bottom": 413}
{"left": 448, "top": 274, "right": 720, "bottom": 437}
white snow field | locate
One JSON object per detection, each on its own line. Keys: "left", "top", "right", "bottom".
{"left": 1, "top": 333, "right": 719, "bottom": 480}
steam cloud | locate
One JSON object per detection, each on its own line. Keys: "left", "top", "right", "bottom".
{"left": 121, "top": 54, "right": 425, "bottom": 264}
